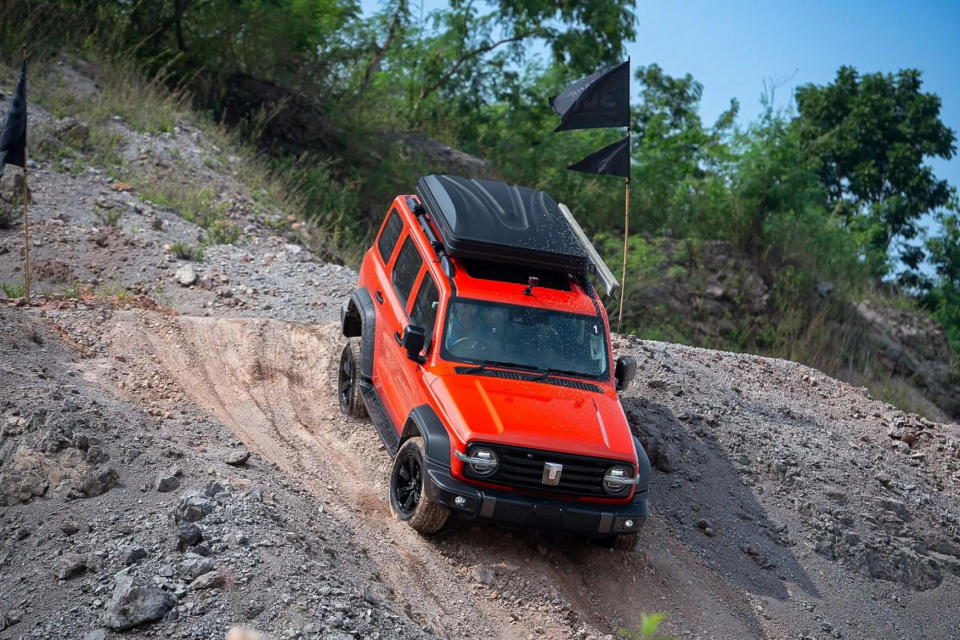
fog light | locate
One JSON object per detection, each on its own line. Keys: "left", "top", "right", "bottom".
{"left": 624, "top": 519, "right": 635, "bottom": 529}
{"left": 454, "top": 496, "right": 467, "bottom": 507}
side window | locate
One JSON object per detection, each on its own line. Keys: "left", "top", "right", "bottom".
{"left": 410, "top": 274, "right": 440, "bottom": 344}
{"left": 391, "top": 236, "right": 422, "bottom": 306}
{"left": 377, "top": 210, "right": 403, "bottom": 263}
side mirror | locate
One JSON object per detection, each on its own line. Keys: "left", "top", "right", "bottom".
{"left": 615, "top": 355, "right": 637, "bottom": 391}
{"left": 402, "top": 325, "right": 427, "bottom": 364}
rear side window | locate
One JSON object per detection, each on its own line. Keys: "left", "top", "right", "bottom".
{"left": 391, "top": 237, "right": 422, "bottom": 306}
{"left": 377, "top": 210, "right": 403, "bottom": 263}
{"left": 410, "top": 274, "right": 439, "bottom": 340}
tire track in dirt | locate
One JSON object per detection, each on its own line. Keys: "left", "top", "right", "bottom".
{"left": 104, "top": 310, "right": 766, "bottom": 639}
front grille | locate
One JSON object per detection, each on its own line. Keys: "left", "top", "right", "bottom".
{"left": 466, "top": 443, "right": 631, "bottom": 498}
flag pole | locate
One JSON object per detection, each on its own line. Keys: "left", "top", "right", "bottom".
{"left": 20, "top": 47, "right": 30, "bottom": 305}
{"left": 22, "top": 144, "right": 30, "bottom": 305}
{"left": 616, "top": 56, "right": 630, "bottom": 334}
{"left": 617, "top": 134, "right": 629, "bottom": 334}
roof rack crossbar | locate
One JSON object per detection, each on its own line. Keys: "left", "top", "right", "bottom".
{"left": 558, "top": 203, "right": 620, "bottom": 298}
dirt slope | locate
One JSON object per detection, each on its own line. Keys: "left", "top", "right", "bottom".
{"left": 93, "top": 312, "right": 761, "bottom": 639}
{"left": 70, "top": 309, "right": 960, "bottom": 640}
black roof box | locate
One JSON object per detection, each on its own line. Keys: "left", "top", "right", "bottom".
{"left": 415, "top": 175, "right": 590, "bottom": 273}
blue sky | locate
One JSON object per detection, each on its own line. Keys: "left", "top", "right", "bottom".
{"left": 630, "top": 0, "right": 959, "bottom": 205}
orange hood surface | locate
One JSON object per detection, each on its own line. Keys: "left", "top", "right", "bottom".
{"left": 429, "top": 372, "right": 636, "bottom": 462}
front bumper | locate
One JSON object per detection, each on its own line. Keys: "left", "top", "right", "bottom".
{"left": 424, "top": 467, "right": 648, "bottom": 537}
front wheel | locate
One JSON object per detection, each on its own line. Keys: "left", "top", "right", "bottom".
{"left": 606, "top": 533, "right": 640, "bottom": 551}
{"left": 389, "top": 437, "right": 449, "bottom": 534}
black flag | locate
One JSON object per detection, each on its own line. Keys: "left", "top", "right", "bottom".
{"left": 0, "top": 60, "right": 27, "bottom": 177}
{"left": 550, "top": 61, "right": 629, "bottom": 132}
{"left": 567, "top": 137, "right": 630, "bottom": 178}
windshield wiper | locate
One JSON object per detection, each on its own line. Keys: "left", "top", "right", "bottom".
{"left": 467, "top": 360, "right": 541, "bottom": 372}
{"left": 530, "top": 367, "right": 584, "bottom": 381}
{"left": 530, "top": 369, "right": 570, "bottom": 382}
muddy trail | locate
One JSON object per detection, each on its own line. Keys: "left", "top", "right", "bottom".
{"left": 91, "top": 311, "right": 760, "bottom": 639}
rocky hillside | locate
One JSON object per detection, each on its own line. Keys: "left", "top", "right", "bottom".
{"left": 624, "top": 237, "right": 960, "bottom": 422}
{"left": 2, "top": 59, "right": 960, "bottom": 640}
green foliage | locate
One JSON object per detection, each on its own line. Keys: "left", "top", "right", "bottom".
{"left": 923, "top": 208, "right": 960, "bottom": 354}
{"left": 795, "top": 66, "right": 957, "bottom": 276}
{"left": 62, "top": 281, "right": 84, "bottom": 299}
{"left": 619, "top": 612, "right": 673, "bottom": 639}
{"left": 94, "top": 203, "right": 123, "bottom": 228}
{"left": 170, "top": 242, "right": 205, "bottom": 262}
{"left": 98, "top": 283, "right": 134, "bottom": 303}
{"left": 1, "top": 281, "right": 26, "bottom": 299}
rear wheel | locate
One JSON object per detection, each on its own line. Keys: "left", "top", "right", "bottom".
{"left": 390, "top": 437, "right": 449, "bottom": 534}
{"left": 338, "top": 340, "right": 366, "bottom": 418}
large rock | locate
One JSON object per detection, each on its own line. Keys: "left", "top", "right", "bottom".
{"left": 176, "top": 522, "right": 203, "bottom": 550}
{"left": 155, "top": 474, "right": 180, "bottom": 493}
{"left": 175, "top": 265, "right": 197, "bottom": 287}
{"left": 224, "top": 449, "right": 250, "bottom": 466}
{"left": 102, "top": 574, "right": 176, "bottom": 630}
{"left": 79, "top": 466, "right": 119, "bottom": 497}
{"left": 181, "top": 556, "right": 214, "bottom": 580}
{"left": 222, "top": 74, "right": 340, "bottom": 155}
{"left": 54, "top": 117, "right": 90, "bottom": 148}
{"left": 177, "top": 493, "right": 214, "bottom": 522}
{"left": 53, "top": 553, "right": 87, "bottom": 580}
{"left": 389, "top": 133, "right": 493, "bottom": 180}
{"left": 854, "top": 300, "right": 960, "bottom": 419}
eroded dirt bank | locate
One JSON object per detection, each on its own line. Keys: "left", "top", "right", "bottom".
{"left": 97, "top": 311, "right": 761, "bottom": 640}
{"left": 46, "top": 307, "right": 960, "bottom": 639}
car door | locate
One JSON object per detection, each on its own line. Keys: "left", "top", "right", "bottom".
{"left": 376, "top": 233, "right": 424, "bottom": 429}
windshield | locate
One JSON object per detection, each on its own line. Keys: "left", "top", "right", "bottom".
{"left": 440, "top": 298, "right": 609, "bottom": 379}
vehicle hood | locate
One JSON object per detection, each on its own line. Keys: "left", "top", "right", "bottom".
{"left": 429, "top": 371, "right": 635, "bottom": 461}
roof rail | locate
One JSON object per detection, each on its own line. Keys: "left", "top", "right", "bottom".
{"left": 558, "top": 203, "right": 620, "bottom": 298}
{"left": 408, "top": 195, "right": 455, "bottom": 279}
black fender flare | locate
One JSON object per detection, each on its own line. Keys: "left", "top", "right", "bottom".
{"left": 402, "top": 405, "right": 452, "bottom": 470}
{"left": 341, "top": 288, "right": 375, "bottom": 379}
{"left": 633, "top": 436, "right": 652, "bottom": 496}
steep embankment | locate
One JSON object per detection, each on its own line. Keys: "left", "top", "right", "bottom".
{"left": 2, "top": 59, "right": 960, "bottom": 640}
{"left": 624, "top": 237, "right": 960, "bottom": 422}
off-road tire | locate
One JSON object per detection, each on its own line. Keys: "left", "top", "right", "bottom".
{"left": 390, "top": 437, "right": 449, "bottom": 534}
{"left": 338, "top": 340, "right": 366, "bottom": 418}
{"left": 610, "top": 533, "right": 640, "bottom": 551}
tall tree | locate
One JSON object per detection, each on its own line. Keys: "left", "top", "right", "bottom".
{"left": 924, "top": 207, "right": 960, "bottom": 353}
{"left": 794, "top": 66, "right": 957, "bottom": 276}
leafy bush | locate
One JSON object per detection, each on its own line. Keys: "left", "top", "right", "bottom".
{"left": 94, "top": 203, "right": 123, "bottom": 228}
{"left": 619, "top": 613, "right": 673, "bottom": 639}
{"left": 170, "top": 242, "right": 204, "bottom": 261}
{"left": 1, "top": 281, "right": 25, "bottom": 299}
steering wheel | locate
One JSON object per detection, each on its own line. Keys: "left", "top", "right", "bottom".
{"left": 451, "top": 336, "right": 494, "bottom": 352}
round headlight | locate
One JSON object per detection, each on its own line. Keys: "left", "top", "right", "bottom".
{"left": 603, "top": 465, "right": 632, "bottom": 495}
{"left": 467, "top": 446, "right": 498, "bottom": 477}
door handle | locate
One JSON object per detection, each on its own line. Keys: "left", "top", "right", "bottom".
{"left": 394, "top": 331, "right": 403, "bottom": 345}
{"left": 375, "top": 290, "right": 384, "bottom": 304}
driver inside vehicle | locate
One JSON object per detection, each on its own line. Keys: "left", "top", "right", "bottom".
{"left": 445, "top": 302, "right": 505, "bottom": 355}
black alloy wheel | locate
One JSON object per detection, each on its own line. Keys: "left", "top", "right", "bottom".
{"left": 389, "top": 437, "right": 449, "bottom": 534}
{"left": 394, "top": 452, "right": 422, "bottom": 515}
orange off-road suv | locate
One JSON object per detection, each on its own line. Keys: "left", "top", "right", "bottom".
{"left": 339, "top": 175, "right": 650, "bottom": 549}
